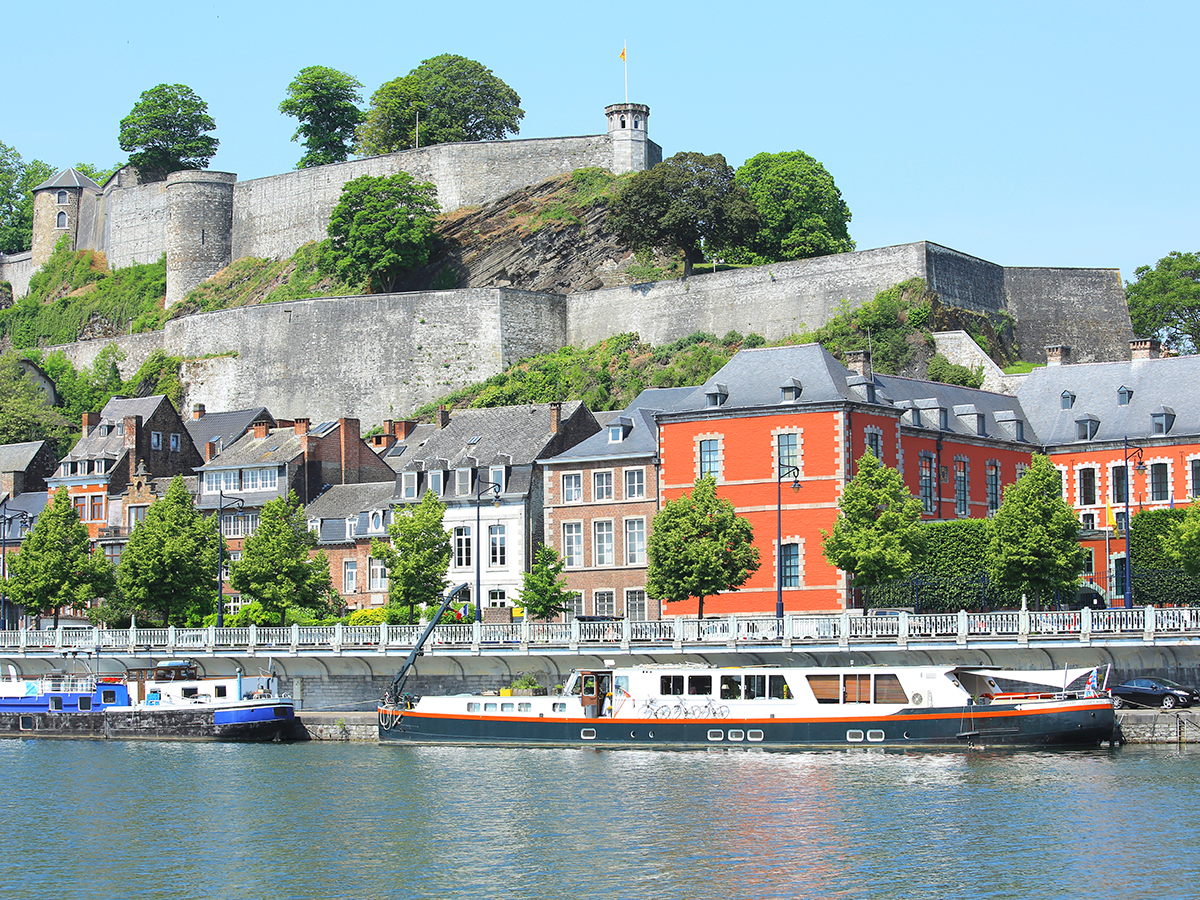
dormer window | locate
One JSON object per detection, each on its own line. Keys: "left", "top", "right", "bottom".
{"left": 1015, "top": 421, "right": 1025, "bottom": 441}
{"left": 938, "top": 408, "right": 949, "bottom": 431}
{"left": 705, "top": 383, "right": 728, "bottom": 407}
{"left": 1075, "top": 415, "right": 1100, "bottom": 440}
{"left": 780, "top": 379, "right": 802, "bottom": 403}
{"left": 456, "top": 468, "right": 473, "bottom": 496}
{"left": 489, "top": 466, "right": 506, "bottom": 492}
{"left": 608, "top": 424, "right": 624, "bottom": 442}
{"left": 346, "top": 516, "right": 358, "bottom": 538}
{"left": 402, "top": 472, "right": 418, "bottom": 499}
{"left": 1118, "top": 385, "right": 1133, "bottom": 406}
{"left": 1061, "top": 391, "right": 1075, "bottom": 409}
{"left": 1151, "top": 408, "right": 1176, "bottom": 435}
{"left": 976, "top": 415, "right": 986, "bottom": 436}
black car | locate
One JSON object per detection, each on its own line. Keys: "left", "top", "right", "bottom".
{"left": 1111, "top": 677, "right": 1200, "bottom": 710}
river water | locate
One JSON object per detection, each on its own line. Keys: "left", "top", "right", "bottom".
{"left": 2, "top": 740, "right": 1196, "bottom": 900}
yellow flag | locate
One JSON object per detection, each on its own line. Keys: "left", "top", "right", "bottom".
{"left": 620, "top": 46, "right": 626, "bottom": 61}
{"left": 1106, "top": 498, "right": 1116, "bottom": 530}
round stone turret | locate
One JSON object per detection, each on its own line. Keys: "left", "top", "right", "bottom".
{"left": 165, "top": 170, "right": 236, "bottom": 307}
{"left": 30, "top": 169, "right": 103, "bottom": 267}
{"left": 605, "top": 103, "right": 652, "bottom": 174}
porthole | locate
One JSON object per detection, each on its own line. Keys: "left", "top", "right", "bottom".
{"left": 648, "top": 730, "right": 655, "bottom": 738}
{"left": 728, "top": 730, "right": 745, "bottom": 741}
{"left": 747, "top": 730, "right": 764, "bottom": 742}
{"left": 707, "top": 730, "right": 724, "bottom": 742}
{"left": 581, "top": 728, "right": 597, "bottom": 740}
{"left": 867, "top": 729, "right": 885, "bottom": 742}
{"left": 630, "top": 731, "right": 637, "bottom": 738}
{"left": 846, "top": 729, "right": 865, "bottom": 742}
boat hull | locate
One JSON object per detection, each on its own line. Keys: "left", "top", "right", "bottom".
{"left": 378, "top": 701, "right": 1116, "bottom": 750}
{"left": 0, "top": 700, "right": 294, "bottom": 742}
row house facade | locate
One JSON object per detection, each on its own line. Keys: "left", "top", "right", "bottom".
{"left": 308, "top": 402, "right": 599, "bottom": 613}
{"left": 541, "top": 388, "right": 693, "bottom": 620}
{"left": 195, "top": 416, "right": 395, "bottom": 614}
{"left": 1022, "top": 340, "right": 1200, "bottom": 603}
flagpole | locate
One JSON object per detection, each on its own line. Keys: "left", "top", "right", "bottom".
{"left": 624, "top": 40, "right": 628, "bottom": 103}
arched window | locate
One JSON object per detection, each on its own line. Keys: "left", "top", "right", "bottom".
{"left": 56, "top": 211, "right": 67, "bottom": 228}
{"left": 620, "top": 116, "right": 626, "bottom": 128}
{"left": 56, "top": 190, "right": 68, "bottom": 204}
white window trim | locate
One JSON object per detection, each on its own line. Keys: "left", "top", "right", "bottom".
{"left": 593, "top": 519, "right": 615, "bottom": 567}
{"left": 623, "top": 467, "right": 646, "bottom": 500}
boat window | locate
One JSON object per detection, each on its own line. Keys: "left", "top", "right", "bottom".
{"left": 747, "top": 729, "right": 764, "bottom": 741}
{"left": 552, "top": 702, "right": 566, "bottom": 712}
{"left": 484, "top": 702, "right": 497, "bottom": 712}
{"left": 720, "top": 675, "right": 742, "bottom": 699}
{"left": 845, "top": 674, "right": 870, "bottom": 703}
{"left": 728, "top": 730, "right": 745, "bottom": 741}
{"left": 769, "top": 675, "right": 791, "bottom": 699}
{"left": 688, "top": 675, "right": 713, "bottom": 696}
{"left": 582, "top": 675, "right": 596, "bottom": 696}
{"left": 707, "top": 730, "right": 724, "bottom": 741}
{"left": 215, "top": 685, "right": 227, "bottom": 698}
{"left": 501, "top": 703, "right": 514, "bottom": 712}
{"left": 49, "top": 696, "right": 63, "bottom": 711}
{"left": 867, "top": 730, "right": 885, "bottom": 742}
{"left": 660, "top": 675, "right": 684, "bottom": 695}
{"left": 78, "top": 696, "right": 92, "bottom": 711}
{"left": 182, "top": 687, "right": 199, "bottom": 698}
{"left": 614, "top": 675, "right": 630, "bottom": 695}
{"left": 808, "top": 675, "right": 840, "bottom": 703}
{"left": 744, "top": 674, "right": 766, "bottom": 699}
{"left": 873, "top": 674, "right": 908, "bottom": 704}
{"left": 467, "top": 702, "right": 480, "bottom": 712}
{"left": 580, "top": 729, "right": 597, "bottom": 740}
{"left": 101, "top": 690, "right": 116, "bottom": 704}
{"left": 517, "top": 702, "right": 532, "bottom": 712}
{"left": 846, "top": 730, "right": 865, "bottom": 742}
{"left": 19, "top": 715, "right": 34, "bottom": 731}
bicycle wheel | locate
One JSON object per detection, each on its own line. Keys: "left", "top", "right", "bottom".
{"left": 656, "top": 705, "right": 673, "bottom": 719}
{"left": 717, "top": 705, "right": 730, "bottom": 718}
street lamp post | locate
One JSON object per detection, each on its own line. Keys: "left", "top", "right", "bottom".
{"left": 776, "top": 465, "right": 801, "bottom": 619}
{"left": 475, "top": 480, "right": 502, "bottom": 624}
{"left": 1, "top": 500, "right": 31, "bottom": 630}
{"left": 216, "top": 491, "right": 245, "bottom": 628}
{"left": 1122, "top": 437, "right": 1146, "bottom": 609}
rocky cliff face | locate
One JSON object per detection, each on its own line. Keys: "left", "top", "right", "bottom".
{"left": 392, "top": 173, "right": 655, "bottom": 295}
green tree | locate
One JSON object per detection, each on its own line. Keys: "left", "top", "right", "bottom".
{"left": 73, "top": 162, "right": 119, "bottom": 186}
{"left": 357, "top": 54, "right": 523, "bottom": 154}
{"left": 646, "top": 475, "right": 760, "bottom": 618}
{"left": 3, "top": 487, "right": 116, "bottom": 627}
{"left": 230, "top": 491, "right": 333, "bottom": 626}
{"left": 323, "top": 172, "right": 439, "bottom": 292}
{"left": 111, "top": 476, "right": 220, "bottom": 626}
{"left": 0, "top": 142, "right": 54, "bottom": 254}
{"left": 370, "top": 491, "right": 451, "bottom": 624}
{"left": 0, "top": 353, "right": 73, "bottom": 454}
{"left": 118, "top": 84, "right": 219, "bottom": 181}
{"left": 518, "top": 544, "right": 575, "bottom": 620}
{"left": 1170, "top": 501, "right": 1200, "bottom": 577}
{"left": 822, "top": 450, "right": 927, "bottom": 590}
{"left": 990, "top": 454, "right": 1087, "bottom": 608}
{"left": 279, "top": 66, "right": 365, "bottom": 168}
{"left": 606, "top": 151, "right": 760, "bottom": 277}
{"left": 1125, "top": 251, "right": 1200, "bottom": 353}
{"left": 926, "top": 352, "right": 984, "bottom": 388}
{"left": 733, "top": 150, "right": 854, "bottom": 263}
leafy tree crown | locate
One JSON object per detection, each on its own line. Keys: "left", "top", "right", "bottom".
{"left": 279, "top": 66, "right": 365, "bottom": 169}
{"left": 118, "top": 84, "right": 219, "bottom": 180}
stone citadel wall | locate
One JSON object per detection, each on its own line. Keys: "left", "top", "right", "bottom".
{"left": 35, "top": 241, "right": 1132, "bottom": 428}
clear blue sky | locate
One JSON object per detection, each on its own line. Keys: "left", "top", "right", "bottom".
{"left": 5, "top": 0, "right": 1195, "bottom": 283}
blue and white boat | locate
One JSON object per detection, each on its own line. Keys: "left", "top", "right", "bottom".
{"left": 0, "top": 661, "right": 294, "bottom": 741}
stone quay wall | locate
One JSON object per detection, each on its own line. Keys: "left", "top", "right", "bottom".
{"left": 0, "top": 250, "right": 34, "bottom": 299}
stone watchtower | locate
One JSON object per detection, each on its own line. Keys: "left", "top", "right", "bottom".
{"left": 30, "top": 169, "right": 103, "bottom": 267}
{"left": 165, "top": 170, "right": 236, "bottom": 307}
{"left": 605, "top": 103, "right": 660, "bottom": 174}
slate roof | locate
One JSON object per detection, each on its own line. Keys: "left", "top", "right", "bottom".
{"left": 32, "top": 168, "right": 103, "bottom": 193}
{"left": 396, "top": 402, "right": 589, "bottom": 472}
{"left": 668, "top": 345, "right": 853, "bottom": 411}
{"left": 62, "top": 396, "right": 169, "bottom": 462}
{"left": 874, "top": 374, "right": 1035, "bottom": 444}
{"left": 185, "top": 408, "right": 273, "bottom": 458}
{"left": 377, "top": 423, "right": 439, "bottom": 472}
{"left": 547, "top": 387, "right": 693, "bottom": 463}
{"left": 0, "top": 441, "right": 47, "bottom": 473}
{"left": 1017, "top": 355, "right": 1200, "bottom": 446}
{"left": 198, "top": 421, "right": 338, "bottom": 470}
{"left": 305, "top": 480, "right": 397, "bottom": 520}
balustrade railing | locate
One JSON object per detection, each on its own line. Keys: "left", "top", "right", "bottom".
{"left": 5, "top": 606, "right": 1199, "bottom": 656}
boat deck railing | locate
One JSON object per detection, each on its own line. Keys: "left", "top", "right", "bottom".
{"left": 1, "top": 605, "right": 1197, "bottom": 657}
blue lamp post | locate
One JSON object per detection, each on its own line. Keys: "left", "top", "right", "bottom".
{"left": 1122, "top": 437, "right": 1145, "bottom": 609}
{"left": 776, "top": 465, "right": 801, "bottom": 619}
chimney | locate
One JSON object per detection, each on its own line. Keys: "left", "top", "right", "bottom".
{"left": 383, "top": 420, "right": 393, "bottom": 438}
{"left": 205, "top": 440, "right": 219, "bottom": 463}
{"left": 192, "top": 403, "right": 206, "bottom": 420}
{"left": 396, "top": 420, "right": 416, "bottom": 439}
{"left": 1044, "top": 344, "right": 1071, "bottom": 367}
{"left": 252, "top": 419, "right": 271, "bottom": 439}
{"left": 370, "top": 433, "right": 396, "bottom": 451}
{"left": 550, "top": 401, "right": 563, "bottom": 434}
{"left": 294, "top": 418, "right": 310, "bottom": 435}
{"left": 1130, "top": 338, "right": 1161, "bottom": 360}
{"left": 339, "top": 418, "right": 360, "bottom": 484}
{"left": 82, "top": 411, "right": 100, "bottom": 437}
{"left": 437, "top": 406, "right": 450, "bottom": 429}
{"left": 845, "top": 350, "right": 872, "bottom": 379}
{"left": 124, "top": 415, "right": 141, "bottom": 481}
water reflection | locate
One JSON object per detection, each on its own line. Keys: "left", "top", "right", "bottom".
{"left": 1, "top": 742, "right": 1197, "bottom": 900}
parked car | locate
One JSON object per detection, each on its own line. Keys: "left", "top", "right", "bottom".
{"left": 1111, "top": 677, "right": 1200, "bottom": 710}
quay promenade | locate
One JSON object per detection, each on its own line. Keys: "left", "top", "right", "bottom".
{"left": 5, "top": 606, "right": 1198, "bottom": 710}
